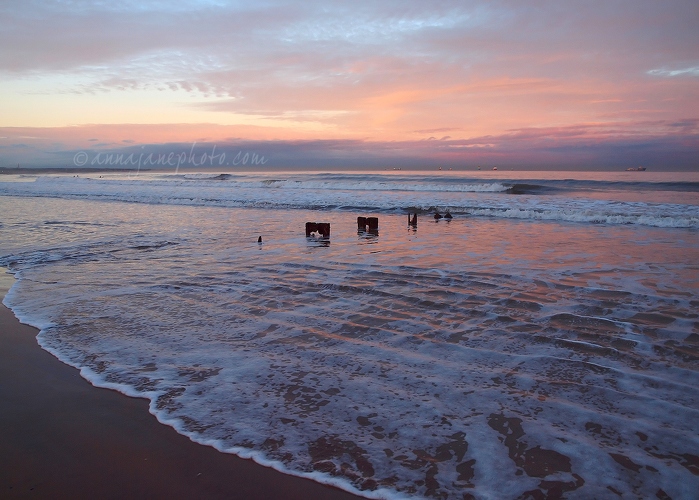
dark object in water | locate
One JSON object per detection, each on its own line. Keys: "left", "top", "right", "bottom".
{"left": 408, "top": 213, "right": 418, "bottom": 226}
{"left": 357, "top": 216, "right": 379, "bottom": 232}
{"left": 306, "top": 222, "right": 330, "bottom": 238}
{"left": 258, "top": 236, "right": 262, "bottom": 243}
{"left": 444, "top": 211, "right": 453, "bottom": 219}
{"left": 434, "top": 212, "right": 443, "bottom": 220}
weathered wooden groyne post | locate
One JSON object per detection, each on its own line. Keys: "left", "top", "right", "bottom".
{"left": 357, "top": 216, "right": 379, "bottom": 233}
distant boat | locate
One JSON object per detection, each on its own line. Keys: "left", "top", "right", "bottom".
{"left": 626, "top": 166, "right": 647, "bottom": 171}
{"left": 492, "top": 166, "right": 498, "bottom": 171}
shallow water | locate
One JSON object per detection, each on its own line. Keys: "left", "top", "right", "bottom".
{"left": 1, "top": 171, "right": 698, "bottom": 499}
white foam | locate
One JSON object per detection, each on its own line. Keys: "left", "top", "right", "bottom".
{"left": 0, "top": 173, "right": 697, "bottom": 228}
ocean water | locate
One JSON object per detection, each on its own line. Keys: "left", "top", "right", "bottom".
{"left": 1, "top": 170, "right": 698, "bottom": 499}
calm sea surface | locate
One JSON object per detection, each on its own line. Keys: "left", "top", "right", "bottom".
{"left": 1, "top": 170, "right": 698, "bottom": 499}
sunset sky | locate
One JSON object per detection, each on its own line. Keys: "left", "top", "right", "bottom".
{"left": 1, "top": 0, "right": 697, "bottom": 170}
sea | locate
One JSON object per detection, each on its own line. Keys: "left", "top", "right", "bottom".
{"left": 1, "top": 169, "right": 698, "bottom": 499}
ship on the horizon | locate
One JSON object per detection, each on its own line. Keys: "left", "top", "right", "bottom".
{"left": 626, "top": 166, "right": 647, "bottom": 171}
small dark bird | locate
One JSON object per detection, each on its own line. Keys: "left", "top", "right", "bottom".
{"left": 434, "top": 212, "right": 442, "bottom": 220}
{"left": 444, "top": 211, "right": 453, "bottom": 219}
{"left": 258, "top": 236, "right": 262, "bottom": 243}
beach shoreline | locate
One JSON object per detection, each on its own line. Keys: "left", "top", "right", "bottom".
{"left": 2, "top": 171, "right": 697, "bottom": 498}
{"left": 0, "top": 272, "right": 362, "bottom": 500}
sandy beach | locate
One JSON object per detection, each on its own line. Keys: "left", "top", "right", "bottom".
{"left": 0, "top": 272, "right": 361, "bottom": 500}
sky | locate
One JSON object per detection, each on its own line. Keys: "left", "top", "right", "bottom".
{"left": 0, "top": 0, "right": 697, "bottom": 170}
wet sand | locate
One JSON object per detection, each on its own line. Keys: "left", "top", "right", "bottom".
{"left": 0, "top": 274, "right": 361, "bottom": 499}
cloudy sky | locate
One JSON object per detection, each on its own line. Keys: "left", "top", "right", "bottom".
{"left": 1, "top": 0, "right": 697, "bottom": 169}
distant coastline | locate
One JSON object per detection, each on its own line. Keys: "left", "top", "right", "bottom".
{"left": 0, "top": 167, "right": 150, "bottom": 175}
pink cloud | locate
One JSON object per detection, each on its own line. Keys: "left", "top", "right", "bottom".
{"left": 1, "top": 121, "right": 696, "bottom": 170}
{"left": 0, "top": 1, "right": 696, "bottom": 169}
